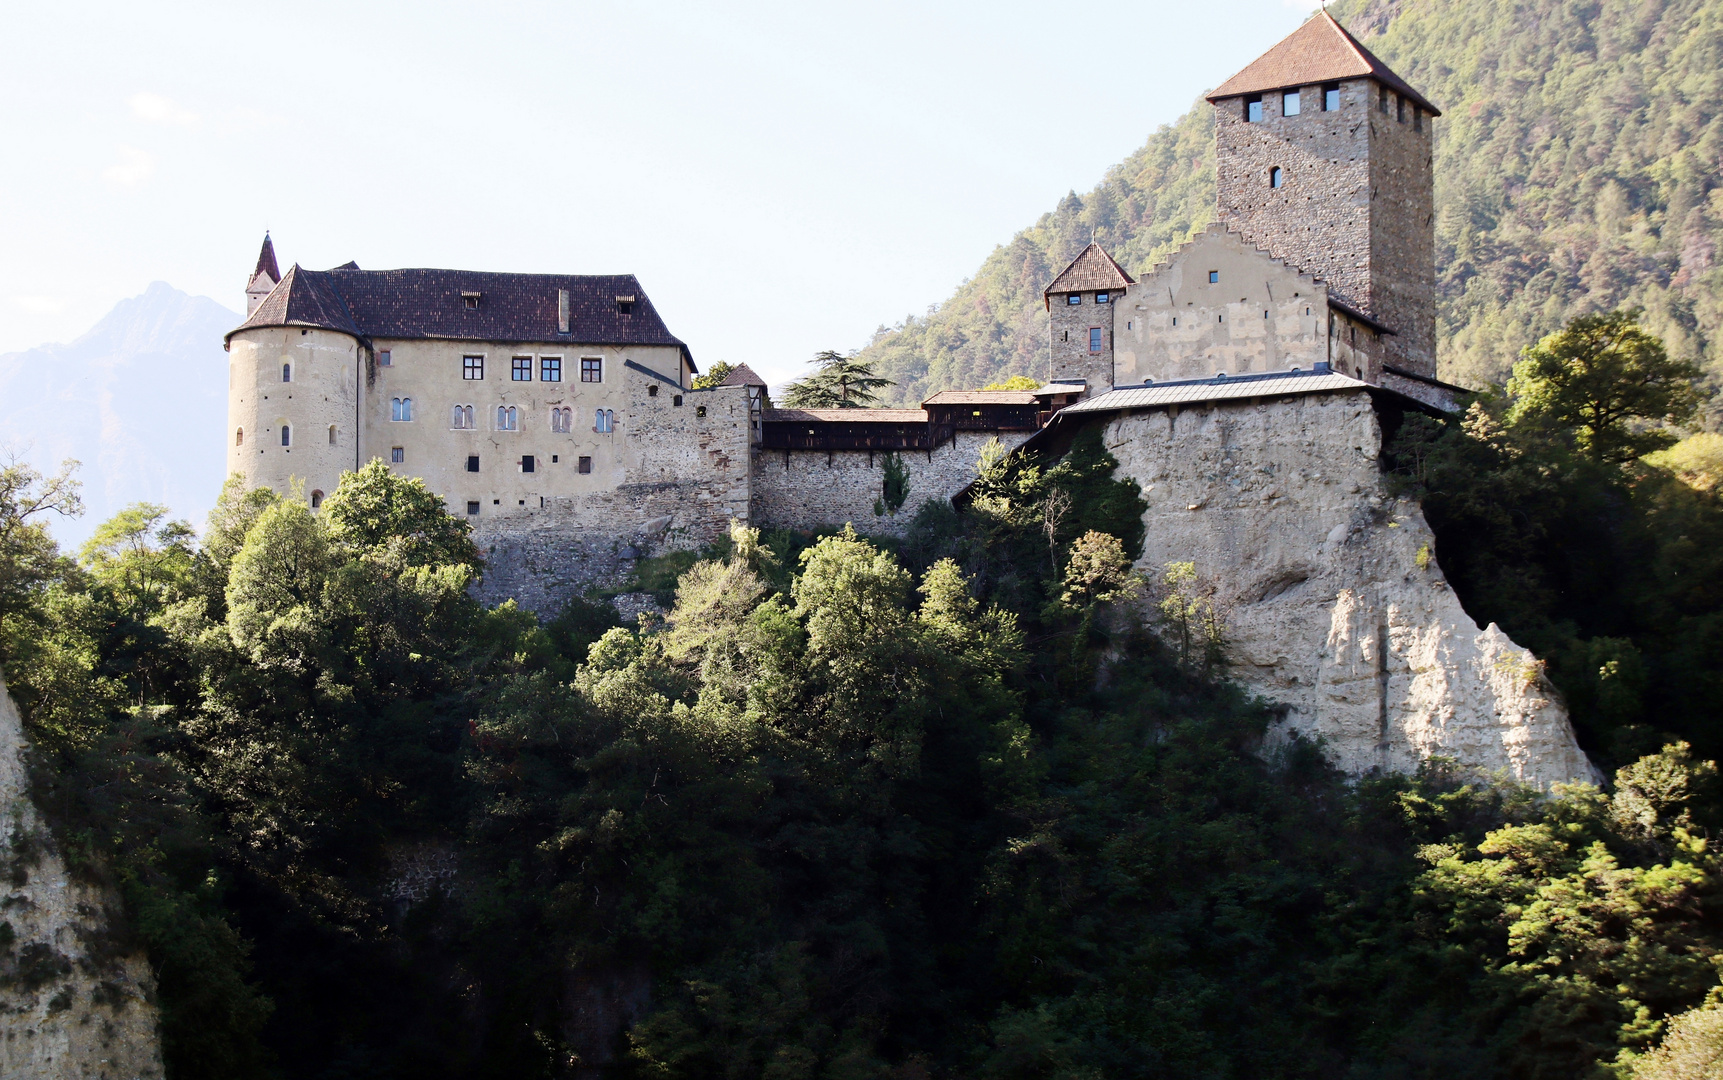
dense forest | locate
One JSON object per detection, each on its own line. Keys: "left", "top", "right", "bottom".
{"left": 853, "top": 0, "right": 1723, "bottom": 404}
{"left": 4, "top": 308, "right": 1723, "bottom": 1077}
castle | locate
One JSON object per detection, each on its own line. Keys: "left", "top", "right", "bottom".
{"left": 226, "top": 12, "right": 1599, "bottom": 788}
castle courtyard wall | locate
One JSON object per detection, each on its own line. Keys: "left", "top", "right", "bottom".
{"left": 749, "top": 430, "right": 1034, "bottom": 537}
{"left": 1093, "top": 391, "right": 1598, "bottom": 789}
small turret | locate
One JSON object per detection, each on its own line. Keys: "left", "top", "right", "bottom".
{"left": 245, "top": 233, "right": 281, "bottom": 316}
{"left": 1043, "top": 242, "right": 1134, "bottom": 396}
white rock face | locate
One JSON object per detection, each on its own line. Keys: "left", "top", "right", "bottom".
{"left": 1104, "top": 390, "right": 1601, "bottom": 789}
{"left": 0, "top": 677, "right": 164, "bottom": 1079}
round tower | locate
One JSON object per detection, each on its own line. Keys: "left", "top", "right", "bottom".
{"left": 226, "top": 264, "right": 365, "bottom": 509}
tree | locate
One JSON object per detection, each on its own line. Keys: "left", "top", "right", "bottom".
{"left": 781, "top": 350, "right": 893, "bottom": 408}
{"left": 690, "top": 361, "right": 736, "bottom": 390}
{"left": 1505, "top": 310, "right": 1705, "bottom": 465}
{"left": 982, "top": 375, "right": 1043, "bottom": 391}
{"left": 0, "top": 456, "right": 81, "bottom": 630}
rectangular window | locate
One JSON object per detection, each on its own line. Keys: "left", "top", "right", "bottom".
{"left": 391, "top": 446, "right": 404, "bottom": 463}
{"left": 1379, "top": 87, "right": 1389, "bottom": 113}
{"left": 466, "top": 454, "right": 480, "bottom": 472}
{"left": 578, "top": 456, "right": 592, "bottom": 474}
{"left": 1208, "top": 270, "right": 1219, "bottom": 283}
{"left": 463, "top": 355, "right": 484, "bottom": 380}
{"left": 466, "top": 501, "right": 480, "bottom": 515}
{"left": 378, "top": 349, "right": 392, "bottom": 366}
{"left": 521, "top": 455, "right": 535, "bottom": 473}
{"left": 541, "top": 356, "right": 562, "bottom": 382}
{"left": 1283, "top": 90, "right": 1300, "bottom": 116}
{"left": 1396, "top": 95, "right": 1405, "bottom": 122}
{"left": 512, "top": 356, "right": 532, "bottom": 381}
{"left": 1095, "top": 292, "right": 1110, "bottom": 304}
{"left": 581, "top": 357, "right": 603, "bottom": 382}
{"left": 1323, "top": 83, "right": 1340, "bottom": 111}
{"left": 1413, "top": 107, "right": 1423, "bottom": 132}
{"left": 1089, "top": 327, "right": 1103, "bottom": 353}
{"left": 1246, "top": 95, "right": 1263, "bottom": 122}
{"left": 1066, "top": 294, "right": 1081, "bottom": 305}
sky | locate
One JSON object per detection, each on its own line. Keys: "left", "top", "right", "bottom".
{"left": 1, "top": 0, "right": 1322, "bottom": 389}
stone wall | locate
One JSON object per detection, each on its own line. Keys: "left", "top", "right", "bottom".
{"left": 1048, "top": 292, "right": 1116, "bottom": 393}
{"left": 1093, "top": 390, "right": 1598, "bottom": 789}
{"left": 750, "top": 430, "right": 1034, "bottom": 538}
{"left": 1367, "top": 90, "right": 1438, "bottom": 376}
{"left": 0, "top": 678, "right": 164, "bottom": 1079}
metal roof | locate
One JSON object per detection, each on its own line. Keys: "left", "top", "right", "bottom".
{"left": 1059, "top": 370, "right": 1369, "bottom": 415}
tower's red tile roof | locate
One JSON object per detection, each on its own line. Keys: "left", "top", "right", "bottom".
{"left": 1043, "top": 243, "right": 1135, "bottom": 302}
{"left": 1206, "top": 10, "right": 1440, "bottom": 116}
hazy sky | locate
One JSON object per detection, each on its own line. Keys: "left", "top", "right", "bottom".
{"left": 2, "top": 0, "right": 1320, "bottom": 387}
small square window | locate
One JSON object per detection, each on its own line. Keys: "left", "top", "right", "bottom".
{"left": 521, "top": 455, "right": 535, "bottom": 473}
{"left": 1246, "top": 95, "right": 1263, "bottom": 122}
{"left": 673, "top": 395, "right": 683, "bottom": 406}
{"left": 552, "top": 454, "right": 558, "bottom": 463}
{"left": 578, "top": 456, "right": 592, "bottom": 474}
{"left": 467, "top": 454, "right": 480, "bottom": 473}
{"left": 647, "top": 384, "right": 659, "bottom": 397}
{"left": 512, "top": 356, "right": 532, "bottom": 381}
{"left": 541, "top": 356, "right": 562, "bottom": 382}
{"left": 616, "top": 299, "right": 633, "bottom": 315}
{"left": 391, "top": 446, "right": 404, "bottom": 463}
{"left": 1095, "top": 292, "right": 1110, "bottom": 304}
{"left": 1323, "top": 83, "right": 1340, "bottom": 111}
{"left": 463, "top": 355, "right": 484, "bottom": 380}
{"left": 1208, "top": 271, "right": 1219, "bottom": 283}
{"left": 378, "top": 349, "right": 392, "bottom": 366}
{"left": 467, "top": 501, "right": 480, "bottom": 515}
{"left": 1283, "top": 91, "right": 1300, "bottom": 116}
{"left": 1066, "top": 294, "right": 1081, "bottom": 305}
{"left": 696, "top": 405, "right": 707, "bottom": 417}
{"left": 581, "top": 357, "right": 603, "bottom": 382}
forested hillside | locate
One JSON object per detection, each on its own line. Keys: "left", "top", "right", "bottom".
{"left": 856, "top": 0, "right": 1723, "bottom": 402}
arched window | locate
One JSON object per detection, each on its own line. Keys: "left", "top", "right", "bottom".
{"left": 595, "top": 408, "right": 614, "bottom": 434}
{"left": 1270, "top": 167, "right": 1284, "bottom": 188}
{"left": 496, "top": 405, "right": 517, "bottom": 431}
{"left": 391, "top": 397, "right": 413, "bottom": 421}
{"left": 551, "top": 407, "right": 572, "bottom": 433}
{"left": 235, "top": 427, "right": 244, "bottom": 446}
{"left": 310, "top": 490, "right": 324, "bottom": 509}
{"left": 328, "top": 424, "right": 338, "bottom": 444}
{"left": 282, "top": 363, "right": 292, "bottom": 383}
{"left": 281, "top": 425, "right": 291, "bottom": 447}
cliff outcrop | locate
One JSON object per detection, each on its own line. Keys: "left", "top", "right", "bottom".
{"left": 0, "top": 678, "right": 163, "bottom": 1079}
{"left": 1103, "top": 390, "right": 1601, "bottom": 789}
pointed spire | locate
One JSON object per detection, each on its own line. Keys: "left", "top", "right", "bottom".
{"left": 1206, "top": 10, "right": 1439, "bottom": 115}
{"left": 254, "top": 233, "right": 280, "bottom": 284}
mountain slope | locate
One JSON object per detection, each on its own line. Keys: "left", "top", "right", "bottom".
{"left": 0, "top": 283, "right": 241, "bottom": 545}
{"left": 856, "top": 0, "right": 1723, "bottom": 402}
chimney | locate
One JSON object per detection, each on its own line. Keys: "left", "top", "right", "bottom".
{"left": 558, "top": 289, "right": 570, "bottom": 334}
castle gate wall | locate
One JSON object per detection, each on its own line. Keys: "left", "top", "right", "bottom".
{"left": 749, "top": 430, "right": 1034, "bottom": 538}
{"left": 1116, "top": 226, "right": 1329, "bottom": 384}
{"left": 1093, "top": 391, "right": 1597, "bottom": 789}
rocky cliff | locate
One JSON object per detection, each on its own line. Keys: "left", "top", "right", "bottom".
{"left": 0, "top": 679, "right": 162, "bottom": 1079}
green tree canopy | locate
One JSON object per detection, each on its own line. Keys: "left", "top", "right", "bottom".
{"left": 781, "top": 349, "right": 894, "bottom": 408}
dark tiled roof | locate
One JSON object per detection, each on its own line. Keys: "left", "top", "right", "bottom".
{"left": 718, "top": 362, "right": 767, "bottom": 387}
{"left": 762, "top": 408, "right": 929, "bottom": 423}
{"left": 1207, "top": 10, "right": 1440, "bottom": 116}
{"left": 229, "top": 266, "right": 692, "bottom": 364}
{"left": 922, "top": 390, "right": 1038, "bottom": 405}
{"left": 254, "top": 234, "right": 280, "bottom": 283}
{"left": 1044, "top": 243, "right": 1135, "bottom": 300}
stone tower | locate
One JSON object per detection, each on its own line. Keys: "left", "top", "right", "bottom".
{"left": 1043, "top": 242, "right": 1135, "bottom": 395}
{"left": 245, "top": 233, "right": 281, "bottom": 316}
{"left": 1206, "top": 11, "right": 1439, "bottom": 379}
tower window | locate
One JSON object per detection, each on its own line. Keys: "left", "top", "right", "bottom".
{"left": 581, "top": 357, "right": 603, "bottom": 382}
{"left": 1379, "top": 87, "right": 1389, "bottom": 113}
{"left": 467, "top": 455, "right": 480, "bottom": 472}
{"left": 541, "top": 356, "right": 562, "bottom": 382}
{"left": 1246, "top": 95, "right": 1263, "bottom": 122}
{"left": 673, "top": 395, "right": 683, "bottom": 406}
{"left": 467, "top": 501, "right": 480, "bottom": 515}
{"left": 391, "top": 446, "right": 404, "bottom": 463}
{"left": 1095, "top": 292, "right": 1110, "bottom": 304}
{"left": 310, "top": 490, "right": 323, "bottom": 509}
{"left": 1323, "top": 83, "right": 1340, "bottom": 111}
{"left": 235, "top": 427, "right": 244, "bottom": 446}
{"left": 391, "top": 396, "right": 413, "bottom": 421}
{"left": 282, "top": 363, "right": 292, "bottom": 382}
{"left": 1208, "top": 271, "right": 1219, "bottom": 283}
{"left": 1089, "top": 328, "right": 1103, "bottom": 353}
{"left": 1396, "top": 95, "right": 1405, "bottom": 122}
{"left": 1413, "top": 107, "right": 1423, "bottom": 132}
{"left": 647, "top": 384, "right": 659, "bottom": 397}
{"left": 1067, "top": 294, "right": 1082, "bottom": 305}
{"left": 512, "top": 356, "right": 533, "bottom": 381}
{"left": 463, "top": 355, "right": 484, "bottom": 380}
{"left": 1283, "top": 90, "right": 1300, "bottom": 116}
{"left": 328, "top": 424, "right": 337, "bottom": 444}
{"left": 281, "top": 425, "right": 291, "bottom": 446}
{"left": 378, "top": 349, "right": 392, "bottom": 366}
{"left": 578, "top": 456, "right": 592, "bottom": 474}
{"left": 1270, "top": 167, "right": 1284, "bottom": 188}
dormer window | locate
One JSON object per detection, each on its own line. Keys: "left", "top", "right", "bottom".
{"left": 1283, "top": 90, "right": 1300, "bottom": 116}
{"left": 1246, "top": 95, "right": 1263, "bottom": 122}
{"left": 1323, "top": 83, "right": 1340, "bottom": 111}
{"left": 462, "top": 291, "right": 481, "bottom": 309}
{"left": 1066, "top": 294, "right": 1082, "bottom": 305}
{"left": 615, "top": 295, "right": 635, "bottom": 315}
